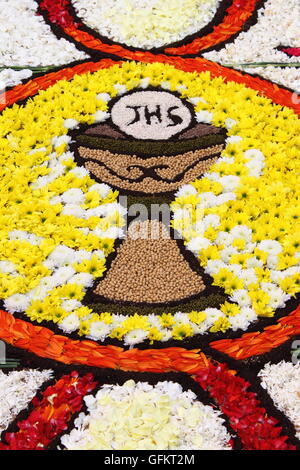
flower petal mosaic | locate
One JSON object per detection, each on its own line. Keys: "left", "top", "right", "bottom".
{"left": 0, "top": 0, "right": 299, "bottom": 452}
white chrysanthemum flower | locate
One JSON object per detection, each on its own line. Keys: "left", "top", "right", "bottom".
{"left": 245, "top": 159, "right": 264, "bottom": 176}
{"left": 161, "top": 329, "right": 173, "bottom": 342}
{"left": 260, "top": 282, "right": 280, "bottom": 295}
{"left": 62, "top": 204, "right": 86, "bottom": 218}
{"left": 59, "top": 151, "right": 75, "bottom": 162}
{"left": 139, "top": 77, "right": 150, "bottom": 89}
{"left": 270, "top": 270, "right": 286, "bottom": 283}
{"left": 284, "top": 266, "right": 300, "bottom": 276}
{"left": 88, "top": 321, "right": 112, "bottom": 342}
{"left": 261, "top": 283, "right": 289, "bottom": 309}
{"left": 147, "top": 314, "right": 162, "bottom": 329}
{"left": 114, "top": 84, "right": 127, "bottom": 95}
{"left": 89, "top": 202, "right": 127, "bottom": 218}
{"left": 46, "top": 245, "right": 75, "bottom": 267}
{"left": 52, "top": 267, "right": 76, "bottom": 286}
{"left": 202, "top": 214, "right": 220, "bottom": 229}
{"left": 70, "top": 167, "right": 90, "bottom": 178}
{"left": 61, "top": 299, "right": 82, "bottom": 312}
{"left": 93, "top": 250, "right": 106, "bottom": 260}
{"left": 172, "top": 208, "right": 192, "bottom": 220}
{"left": 124, "top": 329, "right": 148, "bottom": 346}
{"left": 9, "top": 230, "right": 36, "bottom": 244}
{"left": 98, "top": 226, "right": 124, "bottom": 239}
{"left": 70, "top": 273, "right": 94, "bottom": 287}
{"left": 215, "top": 193, "right": 236, "bottom": 206}
{"left": 93, "top": 226, "right": 122, "bottom": 239}
{"left": 38, "top": 277, "right": 58, "bottom": 290}
{"left": 205, "top": 172, "right": 220, "bottom": 182}
{"left": 196, "top": 110, "right": 213, "bottom": 124}
{"left": 220, "top": 246, "right": 238, "bottom": 263}
{"left": 228, "top": 264, "right": 243, "bottom": 277}
{"left": 61, "top": 188, "right": 85, "bottom": 205}
{"left": 198, "top": 192, "right": 217, "bottom": 208}
{"left": 230, "top": 289, "right": 251, "bottom": 307}
{"left": 89, "top": 183, "right": 111, "bottom": 199}
{"left": 258, "top": 240, "right": 282, "bottom": 255}
{"left": 228, "top": 313, "right": 252, "bottom": 331}
{"left": 241, "top": 307, "right": 257, "bottom": 321}
{"left": 72, "top": 250, "right": 92, "bottom": 264}
{"left": 96, "top": 92, "right": 111, "bottom": 102}
{"left": 231, "top": 225, "right": 252, "bottom": 241}
{"left": 4, "top": 294, "right": 31, "bottom": 313}
{"left": 93, "top": 110, "right": 110, "bottom": 122}
{"left": 189, "top": 97, "right": 207, "bottom": 105}
{"left": 173, "top": 312, "right": 190, "bottom": 324}
{"left": 59, "top": 313, "right": 80, "bottom": 333}
{"left": 217, "top": 157, "right": 234, "bottom": 164}
{"left": 0, "top": 261, "right": 17, "bottom": 274}
{"left": 186, "top": 236, "right": 210, "bottom": 254}
{"left": 225, "top": 118, "right": 237, "bottom": 129}
{"left": 244, "top": 149, "right": 265, "bottom": 160}
{"left": 52, "top": 135, "right": 71, "bottom": 148}
{"left": 268, "top": 293, "right": 289, "bottom": 310}
{"left": 239, "top": 268, "right": 258, "bottom": 286}
{"left": 175, "top": 184, "right": 198, "bottom": 198}
{"left": 64, "top": 119, "right": 79, "bottom": 129}
{"left": 215, "top": 231, "right": 234, "bottom": 247}
{"left": 28, "top": 286, "right": 50, "bottom": 301}
{"left": 205, "top": 259, "right": 227, "bottom": 275}
{"left": 219, "top": 175, "right": 240, "bottom": 192}
{"left": 247, "top": 257, "right": 264, "bottom": 268}
{"left": 226, "top": 135, "right": 242, "bottom": 144}
{"left": 203, "top": 309, "right": 224, "bottom": 326}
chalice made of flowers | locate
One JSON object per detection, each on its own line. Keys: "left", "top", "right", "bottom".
{"left": 74, "top": 88, "right": 227, "bottom": 307}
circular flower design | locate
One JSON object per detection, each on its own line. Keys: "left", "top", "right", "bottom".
{"left": 0, "top": 61, "right": 299, "bottom": 346}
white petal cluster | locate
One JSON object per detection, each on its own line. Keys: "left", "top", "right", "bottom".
{"left": 0, "top": 0, "right": 85, "bottom": 66}
{"left": 72, "top": 0, "right": 221, "bottom": 49}
{"left": 205, "top": 0, "right": 300, "bottom": 91}
{"left": 259, "top": 361, "right": 300, "bottom": 439}
{"left": 0, "top": 369, "right": 52, "bottom": 434}
{"left": 60, "top": 380, "right": 232, "bottom": 450}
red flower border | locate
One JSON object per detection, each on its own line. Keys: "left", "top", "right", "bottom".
{"left": 0, "top": 372, "right": 97, "bottom": 450}
{"left": 195, "top": 363, "right": 296, "bottom": 450}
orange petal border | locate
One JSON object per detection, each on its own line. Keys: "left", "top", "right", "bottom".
{"left": 0, "top": 310, "right": 208, "bottom": 373}
{"left": 0, "top": 306, "right": 300, "bottom": 367}
{"left": 1, "top": 56, "right": 299, "bottom": 116}
{"left": 210, "top": 304, "right": 300, "bottom": 359}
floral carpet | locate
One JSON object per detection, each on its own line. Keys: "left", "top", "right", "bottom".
{"left": 0, "top": 0, "right": 299, "bottom": 452}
